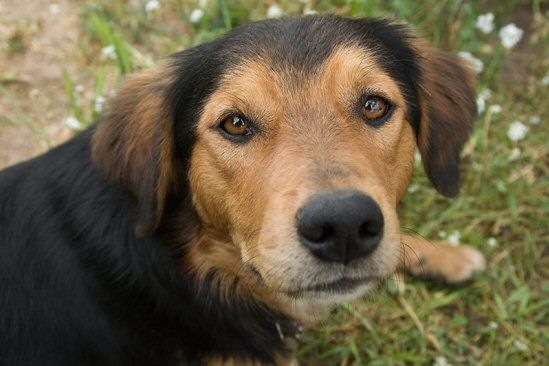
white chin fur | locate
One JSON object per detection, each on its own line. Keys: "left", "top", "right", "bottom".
{"left": 283, "top": 281, "right": 378, "bottom": 320}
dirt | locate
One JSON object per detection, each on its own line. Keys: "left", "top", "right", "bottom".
{"left": 0, "top": 0, "right": 84, "bottom": 169}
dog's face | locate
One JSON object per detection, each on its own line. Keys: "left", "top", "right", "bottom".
{"left": 93, "top": 17, "right": 476, "bottom": 312}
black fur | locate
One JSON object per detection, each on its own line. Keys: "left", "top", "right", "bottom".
{"left": 0, "top": 16, "right": 467, "bottom": 365}
{"left": 0, "top": 129, "right": 291, "bottom": 365}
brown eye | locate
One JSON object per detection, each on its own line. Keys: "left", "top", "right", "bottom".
{"left": 362, "top": 96, "right": 390, "bottom": 121}
{"left": 219, "top": 115, "right": 254, "bottom": 141}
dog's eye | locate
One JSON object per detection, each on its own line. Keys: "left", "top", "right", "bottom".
{"left": 219, "top": 115, "right": 253, "bottom": 141}
{"left": 362, "top": 96, "right": 391, "bottom": 125}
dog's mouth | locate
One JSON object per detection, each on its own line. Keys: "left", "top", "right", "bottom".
{"left": 285, "top": 276, "right": 377, "bottom": 296}
{"left": 247, "top": 264, "right": 376, "bottom": 294}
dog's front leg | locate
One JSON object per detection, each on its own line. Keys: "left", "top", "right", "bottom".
{"left": 399, "top": 234, "right": 486, "bottom": 284}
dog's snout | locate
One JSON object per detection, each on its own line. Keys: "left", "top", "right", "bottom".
{"left": 296, "top": 190, "right": 384, "bottom": 265}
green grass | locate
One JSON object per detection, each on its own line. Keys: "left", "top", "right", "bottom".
{"left": 5, "top": 0, "right": 548, "bottom": 364}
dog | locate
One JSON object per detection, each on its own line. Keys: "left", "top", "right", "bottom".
{"left": 0, "top": 15, "right": 486, "bottom": 365}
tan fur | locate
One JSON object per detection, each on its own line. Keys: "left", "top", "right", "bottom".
{"left": 91, "top": 35, "right": 481, "bottom": 365}
{"left": 187, "top": 46, "right": 418, "bottom": 320}
{"left": 400, "top": 234, "right": 486, "bottom": 284}
{"left": 92, "top": 64, "right": 179, "bottom": 233}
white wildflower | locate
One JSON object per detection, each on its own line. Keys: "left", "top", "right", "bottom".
{"left": 189, "top": 8, "right": 204, "bottom": 23}
{"left": 303, "top": 8, "right": 317, "bottom": 15}
{"left": 477, "top": 97, "right": 486, "bottom": 114}
{"left": 476, "top": 12, "right": 495, "bottom": 34}
{"left": 50, "top": 4, "right": 60, "bottom": 15}
{"left": 496, "top": 180, "right": 506, "bottom": 193}
{"left": 458, "top": 51, "right": 484, "bottom": 73}
{"left": 64, "top": 116, "right": 82, "bottom": 130}
{"left": 101, "top": 45, "right": 116, "bottom": 60}
{"left": 499, "top": 23, "right": 523, "bottom": 49}
{"left": 414, "top": 150, "right": 421, "bottom": 165}
{"left": 507, "top": 121, "right": 529, "bottom": 142}
{"left": 447, "top": 230, "right": 460, "bottom": 245}
{"left": 479, "top": 89, "right": 492, "bottom": 100}
{"left": 434, "top": 356, "right": 453, "bottom": 366}
{"left": 438, "top": 230, "right": 447, "bottom": 239}
{"left": 476, "top": 89, "right": 491, "bottom": 114}
{"left": 488, "top": 104, "right": 502, "bottom": 114}
{"left": 487, "top": 237, "right": 497, "bottom": 247}
{"left": 75, "top": 84, "right": 85, "bottom": 94}
{"left": 529, "top": 116, "right": 541, "bottom": 125}
{"left": 145, "top": 0, "right": 161, "bottom": 13}
{"left": 514, "top": 340, "right": 528, "bottom": 351}
{"left": 509, "top": 147, "right": 521, "bottom": 161}
{"left": 94, "top": 95, "right": 106, "bottom": 113}
{"left": 542, "top": 76, "right": 549, "bottom": 86}
{"left": 267, "top": 4, "right": 284, "bottom": 18}
{"left": 407, "top": 184, "right": 418, "bottom": 193}
{"left": 28, "top": 89, "right": 39, "bottom": 98}
{"left": 488, "top": 321, "right": 498, "bottom": 329}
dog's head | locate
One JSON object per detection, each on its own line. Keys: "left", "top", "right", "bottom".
{"left": 93, "top": 16, "right": 476, "bottom": 313}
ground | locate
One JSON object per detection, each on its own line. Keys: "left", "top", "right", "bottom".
{"left": 0, "top": 1, "right": 547, "bottom": 365}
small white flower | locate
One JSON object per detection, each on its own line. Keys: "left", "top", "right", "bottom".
{"left": 514, "top": 340, "right": 528, "bottom": 351}
{"left": 509, "top": 147, "right": 521, "bottom": 161}
{"left": 267, "top": 4, "right": 284, "bottom": 18}
{"left": 434, "top": 356, "right": 452, "bottom": 366}
{"left": 529, "top": 116, "right": 541, "bottom": 125}
{"left": 542, "top": 76, "right": 549, "bottom": 87}
{"left": 477, "top": 97, "right": 486, "bottom": 114}
{"left": 488, "top": 321, "right": 498, "bottom": 329}
{"left": 75, "top": 84, "right": 85, "bottom": 94}
{"left": 94, "top": 95, "right": 106, "bottom": 113}
{"left": 499, "top": 23, "right": 523, "bottom": 49}
{"left": 28, "top": 88, "right": 39, "bottom": 98}
{"left": 64, "top": 116, "right": 82, "bottom": 130}
{"left": 438, "top": 230, "right": 447, "bottom": 239}
{"left": 476, "top": 13, "right": 495, "bottom": 34}
{"left": 507, "top": 121, "right": 529, "bottom": 142}
{"left": 488, "top": 104, "right": 502, "bottom": 114}
{"left": 479, "top": 89, "right": 492, "bottom": 100}
{"left": 476, "top": 89, "right": 491, "bottom": 114}
{"left": 414, "top": 150, "right": 421, "bottom": 165}
{"left": 50, "top": 4, "right": 60, "bottom": 15}
{"left": 101, "top": 45, "right": 116, "bottom": 60}
{"left": 189, "top": 8, "right": 204, "bottom": 23}
{"left": 198, "top": 0, "right": 209, "bottom": 8}
{"left": 145, "top": 0, "right": 161, "bottom": 13}
{"left": 458, "top": 51, "right": 483, "bottom": 73}
{"left": 447, "top": 230, "right": 460, "bottom": 245}
{"left": 407, "top": 184, "right": 418, "bottom": 193}
{"left": 303, "top": 8, "right": 317, "bottom": 15}
{"left": 487, "top": 237, "right": 497, "bottom": 247}
{"left": 496, "top": 180, "right": 506, "bottom": 193}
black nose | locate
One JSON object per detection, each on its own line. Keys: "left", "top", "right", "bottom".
{"left": 296, "top": 190, "right": 384, "bottom": 265}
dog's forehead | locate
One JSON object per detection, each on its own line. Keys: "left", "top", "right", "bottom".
{"left": 221, "top": 16, "right": 417, "bottom": 74}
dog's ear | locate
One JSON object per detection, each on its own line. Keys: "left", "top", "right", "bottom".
{"left": 414, "top": 40, "right": 477, "bottom": 197}
{"left": 92, "top": 65, "right": 182, "bottom": 235}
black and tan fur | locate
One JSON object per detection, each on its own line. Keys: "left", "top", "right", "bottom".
{"left": 0, "top": 16, "right": 485, "bottom": 365}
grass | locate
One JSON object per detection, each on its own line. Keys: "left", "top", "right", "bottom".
{"left": 2, "top": 0, "right": 547, "bottom": 365}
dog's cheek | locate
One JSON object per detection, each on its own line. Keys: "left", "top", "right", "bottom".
{"left": 188, "top": 146, "right": 233, "bottom": 231}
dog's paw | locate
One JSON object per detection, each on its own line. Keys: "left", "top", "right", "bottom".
{"left": 441, "top": 244, "right": 486, "bottom": 284}
{"left": 402, "top": 236, "right": 487, "bottom": 284}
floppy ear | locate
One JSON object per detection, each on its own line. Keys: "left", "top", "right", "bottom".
{"left": 92, "top": 65, "right": 182, "bottom": 235}
{"left": 415, "top": 40, "right": 477, "bottom": 197}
